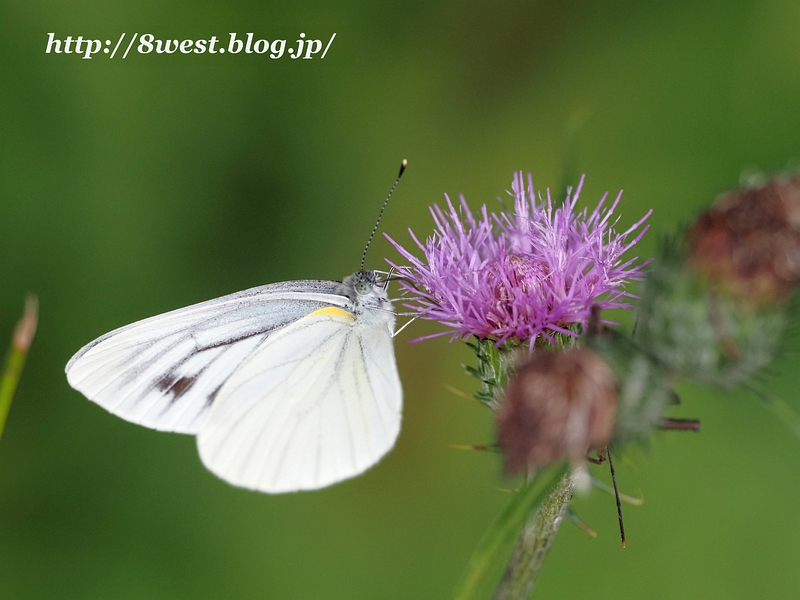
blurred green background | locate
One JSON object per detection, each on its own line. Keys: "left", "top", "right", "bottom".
{"left": 2, "top": 0, "right": 800, "bottom": 598}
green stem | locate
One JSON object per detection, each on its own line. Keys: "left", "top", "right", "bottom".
{"left": 492, "top": 472, "right": 575, "bottom": 600}
{"left": 0, "top": 296, "right": 38, "bottom": 442}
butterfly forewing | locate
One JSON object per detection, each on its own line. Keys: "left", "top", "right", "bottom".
{"left": 66, "top": 281, "right": 349, "bottom": 434}
{"left": 197, "top": 308, "right": 402, "bottom": 493}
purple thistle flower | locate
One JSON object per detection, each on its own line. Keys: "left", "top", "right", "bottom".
{"left": 385, "top": 173, "right": 651, "bottom": 349}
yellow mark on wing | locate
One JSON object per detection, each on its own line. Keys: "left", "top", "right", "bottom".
{"left": 310, "top": 306, "right": 356, "bottom": 321}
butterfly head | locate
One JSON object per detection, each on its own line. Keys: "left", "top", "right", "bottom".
{"left": 353, "top": 270, "right": 375, "bottom": 296}
{"left": 345, "top": 270, "right": 383, "bottom": 297}
{"left": 340, "top": 270, "right": 393, "bottom": 323}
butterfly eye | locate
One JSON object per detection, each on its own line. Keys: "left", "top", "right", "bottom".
{"left": 354, "top": 280, "right": 372, "bottom": 295}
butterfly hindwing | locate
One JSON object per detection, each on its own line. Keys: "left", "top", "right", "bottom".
{"left": 197, "top": 308, "right": 402, "bottom": 493}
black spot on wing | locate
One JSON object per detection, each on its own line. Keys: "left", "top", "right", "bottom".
{"left": 155, "top": 371, "right": 198, "bottom": 400}
{"left": 172, "top": 376, "right": 196, "bottom": 397}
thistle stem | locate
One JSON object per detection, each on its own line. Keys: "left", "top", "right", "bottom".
{"left": 492, "top": 472, "right": 575, "bottom": 599}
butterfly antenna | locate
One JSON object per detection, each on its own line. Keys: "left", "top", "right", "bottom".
{"left": 361, "top": 159, "right": 407, "bottom": 271}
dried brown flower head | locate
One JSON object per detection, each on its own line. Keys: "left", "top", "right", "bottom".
{"left": 497, "top": 347, "right": 618, "bottom": 475}
{"left": 687, "top": 177, "right": 800, "bottom": 305}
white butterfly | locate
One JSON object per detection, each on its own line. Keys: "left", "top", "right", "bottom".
{"left": 65, "top": 270, "right": 402, "bottom": 493}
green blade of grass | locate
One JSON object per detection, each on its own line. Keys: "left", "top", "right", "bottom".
{"left": 453, "top": 462, "right": 568, "bottom": 600}
{"left": 0, "top": 295, "right": 38, "bottom": 442}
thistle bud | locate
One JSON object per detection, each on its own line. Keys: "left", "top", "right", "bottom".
{"left": 497, "top": 348, "right": 617, "bottom": 475}
{"left": 589, "top": 330, "right": 676, "bottom": 444}
{"left": 635, "top": 176, "right": 800, "bottom": 388}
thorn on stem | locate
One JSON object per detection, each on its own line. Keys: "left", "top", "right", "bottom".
{"left": 608, "top": 449, "right": 626, "bottom": 548}
{"left": 659, "top": 417, "right": 701, "bottom": 432}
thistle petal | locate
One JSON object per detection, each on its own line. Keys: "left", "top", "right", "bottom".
{"left": 386, "top": 173, "right": 650, "bottom": 345}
